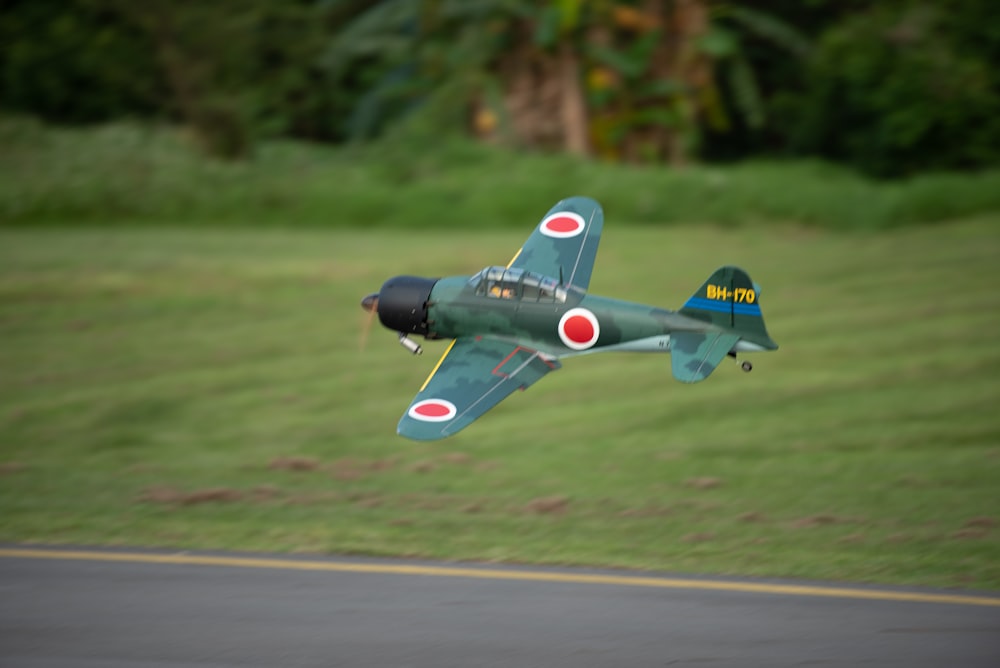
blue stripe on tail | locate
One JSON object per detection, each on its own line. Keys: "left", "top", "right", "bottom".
{"left": 682, "top": 297, "right": 762, "bottom": 317}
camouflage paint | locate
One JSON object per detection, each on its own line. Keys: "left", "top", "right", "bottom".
{"left": 381, "top": 196, "right": 778, "bottom": 440}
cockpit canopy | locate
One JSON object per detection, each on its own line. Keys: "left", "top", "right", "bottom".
{"left": 468, "top": 266, "right": 568, "bottom": 303}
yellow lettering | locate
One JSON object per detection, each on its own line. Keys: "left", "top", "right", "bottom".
{"left": 706, "top": 285, "right": 717, "bottom": 299}
{"left": 746, "top": 289, "right": 756, "bottom": 304}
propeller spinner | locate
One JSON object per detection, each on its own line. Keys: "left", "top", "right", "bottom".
{"left": 359, "top": 275, "right": 438, "bottom": 353}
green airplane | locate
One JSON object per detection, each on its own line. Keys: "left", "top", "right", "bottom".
{"left": 361, "top": 196, "right": 778, "bottom": 440}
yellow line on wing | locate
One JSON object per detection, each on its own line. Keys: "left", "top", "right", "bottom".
{"left": 1, "top": 548, "right": 998, "bottom": 608}
{"left": 419, "top": 339, "right": 456, "bottom": 392}
{"left": 506, "top": 247, "right": 522, "bottom": 269}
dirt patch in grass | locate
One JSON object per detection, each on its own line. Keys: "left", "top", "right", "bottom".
{"left": 408, "top": 460, "right": 437, "bottom": 474}
{"left": 618, "top": 504, "right": 673, "bottom": 518}
{"left": 963, "top": 517, "right": 996, "bottom": 529}
{"left": 684, "top": 477, "right": 723, "bottom": 490}
{"left": 0, "top": 462, "right": 25, "bottom": 475}
{"left": 789, "top": 514, "right": 851, "bottom": 529}
{"left": 951, "top": 528, "right": 989, "bottom": 540}
{"left": 370, "top": 458, "right": 397, "bottom": 471}
{"left": 737, "top": 511, "right": 767, "bottom": 523}
{"left": 137, "top": 485, "right": 243, "bottom": 506}
{"left": 251, "top": 485, "right": 282, "bottom": 501}
{"left": 682, "top": 532, "right": 715, "bottom": 543}
{"left": 355, "top": 495, "right": 384, "bottom": 509}
{"left": 525, "top": 496, "right": 570, "bottom": 515}
{"left": 268, "top": 456, "right": 399, "bottom": 480}
{"left": 330, "top": 458, "right": 365, "bottom": 480}
{"left": 268, "top": 456, "right": 321, "bottom": 472}
{"left": 837, "top": 533, "right": 867, "bottom": 544}
{"left": 283, "top": 492, "right": 345, "bottom": 506}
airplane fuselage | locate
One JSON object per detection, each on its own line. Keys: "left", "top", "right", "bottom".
{"left": 425, "top": 273, "right": 743, "bottom": 358}
{"left": 362, "top": 196, "right": 777, "bottom": 439}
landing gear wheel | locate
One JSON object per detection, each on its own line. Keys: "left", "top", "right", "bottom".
{"left": 740, "top": 360, "right": 753, "bottom": 373}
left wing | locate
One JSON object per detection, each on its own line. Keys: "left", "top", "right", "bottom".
{"left": 669, "top": 331, "right": 740, "bottom": 383}
{"left": 397, "top": 337, "right": 560, "bottom": 441}
{"left": 507, "top": 196, "right": 603, "bottom": 291}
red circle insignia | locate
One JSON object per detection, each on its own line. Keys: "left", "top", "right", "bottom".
{"left": 539, "top": 212, "right": 586, "bottom": 238}
{"left": 563, "top": 315, "right": 595, "bottom": 344}
{"left": 558, "top": 308, "right": 600, "bottom": 350}
{"left": 408, "top": 399, "right": 458, "bottom": 422}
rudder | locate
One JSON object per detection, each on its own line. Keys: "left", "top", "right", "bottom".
{"left": 680, "top": 266, "right": 777, "bottom": 350}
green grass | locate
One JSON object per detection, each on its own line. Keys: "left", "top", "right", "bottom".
{"left": 2, "top": 219, "right": 999, "bottom": 589}
{"left": 4, "top": 117, "right": 1000, "bottom": 229}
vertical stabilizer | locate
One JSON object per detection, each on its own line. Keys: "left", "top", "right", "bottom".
{"left": 680, "top": 266, "right": 777, "bottom": 349}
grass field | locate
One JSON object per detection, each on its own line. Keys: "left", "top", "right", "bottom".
{"left": 1, "top": 218, "right": 999, "bottom": 589}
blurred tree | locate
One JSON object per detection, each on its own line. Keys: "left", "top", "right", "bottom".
{"left": 321, "top": 0, "right": 530, "bottom": 146}
{"left": 3, "top": 0, "right": 996, "bottom": 174}
{"left": 108, "top": 0, "right": 345, "bottom": 159}
{"left": 778, "top": 0, "right": 1000, "bottom": 176}
{"left": 0, "top": 0, "right": 349, "bottom": 159}
{"left": 109, "top": 0, "right": 260, "bottom": 159}
{"left": 0, "top": 0, "right": 165, "bottom": 122}
{"left": 582, "top": 0, "right": 809, "bottom": 165}
{"left": 324, "top": 0, "right": 809, "bottom": 166}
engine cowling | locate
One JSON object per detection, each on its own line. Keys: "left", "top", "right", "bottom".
{"left": 376, "top": 275, "right": 437, "bottom": 335}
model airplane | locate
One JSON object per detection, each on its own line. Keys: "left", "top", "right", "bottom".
{"left": 361, "top": 196, "right": 777, "bottom": 440}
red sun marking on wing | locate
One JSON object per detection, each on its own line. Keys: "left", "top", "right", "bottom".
{"left": 539, "top": 211, "right": 586, "bottom": 238}
{"left": 408, "top": 399, "right": 457, "bottom": 422}
{"left": 558, "top": 308, "right": 600, "bottom": 350}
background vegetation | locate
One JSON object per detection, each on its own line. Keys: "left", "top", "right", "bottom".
{"left": 3, "top": 117, "right": 1000, "bottom": 229}
{"left": 2, "top": 0, "right": 998, "bottom": 176}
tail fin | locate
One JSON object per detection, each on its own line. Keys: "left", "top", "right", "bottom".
{"left": 680, "top": 266, "right": 777, "bottom": 350}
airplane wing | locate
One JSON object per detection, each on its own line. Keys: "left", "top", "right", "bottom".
{"left": 397, "top": 337, "right": 561, "bottom": 441}
{"left": 669, "top": 331, "right": 741, "bottom": 383}
{"left": 507, "top": 196, "right": 603, "bottom": 291}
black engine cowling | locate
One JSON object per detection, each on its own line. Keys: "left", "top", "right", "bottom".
{"left": 377, "top": 275, "right": 437, "bottom": 335}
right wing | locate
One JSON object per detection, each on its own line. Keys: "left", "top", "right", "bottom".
{"left": 669, "top": 331, "right": 740, "bottom": 383}
{"left": 507, "top": 196, "right": 603, "bottom": 291}
{"left": 397, "top": 337, "right": 561, "bottom": 441}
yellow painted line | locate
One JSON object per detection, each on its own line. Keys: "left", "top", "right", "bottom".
{"left": 505, "top": 247, "right": 522, "bottom": 269}
{"left": 418, "top": 339, "right": 456, "bottom": 392}
{"left": 2, "top": 548, "right": 998, "bottom": 608}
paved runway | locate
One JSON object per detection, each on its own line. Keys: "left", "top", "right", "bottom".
{"left": 1, "top": 547, "right": 998, "bottom": 667}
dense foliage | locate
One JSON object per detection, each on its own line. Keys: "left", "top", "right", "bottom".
{"left": 1, "top": 0, "right": 997, "bottom": 176}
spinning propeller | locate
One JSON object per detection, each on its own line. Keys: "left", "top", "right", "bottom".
{"left": 359, "top": 293, "right": 379, "bottom": 351}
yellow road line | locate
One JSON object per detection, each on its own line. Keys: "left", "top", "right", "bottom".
{"left": 2, "top": 548, "right": 998, "bottom": 608}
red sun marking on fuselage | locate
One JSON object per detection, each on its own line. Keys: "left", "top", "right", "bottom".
{"left": 408, "top": 399, "right": 457, "bottom": 422}
{"left": 539, "top": 211, "right": 586, "bottom": 238}
{"left": 558, "top": 308, "right": 600, "bottom": 350}
{"left": 563, "top": 315, "right": 594, "bottom": 344}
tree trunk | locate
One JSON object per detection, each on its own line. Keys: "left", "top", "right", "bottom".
{"left": 558, "top": 41, "right": 589, "bottom": 157}
{"left": 664, "top": 0, "right": 710, "bottom": 167}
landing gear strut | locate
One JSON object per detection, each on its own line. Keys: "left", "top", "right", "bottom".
{"left": 728, "top": 351, "right": 753, "bottom": 373}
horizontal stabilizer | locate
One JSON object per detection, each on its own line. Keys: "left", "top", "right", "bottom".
{"left": 669, "top": 332, "right": 740, "bottom": 383}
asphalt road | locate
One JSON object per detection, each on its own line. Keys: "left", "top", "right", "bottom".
{"left": 1, "top": 547, "right": 998, "bottom": 667}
